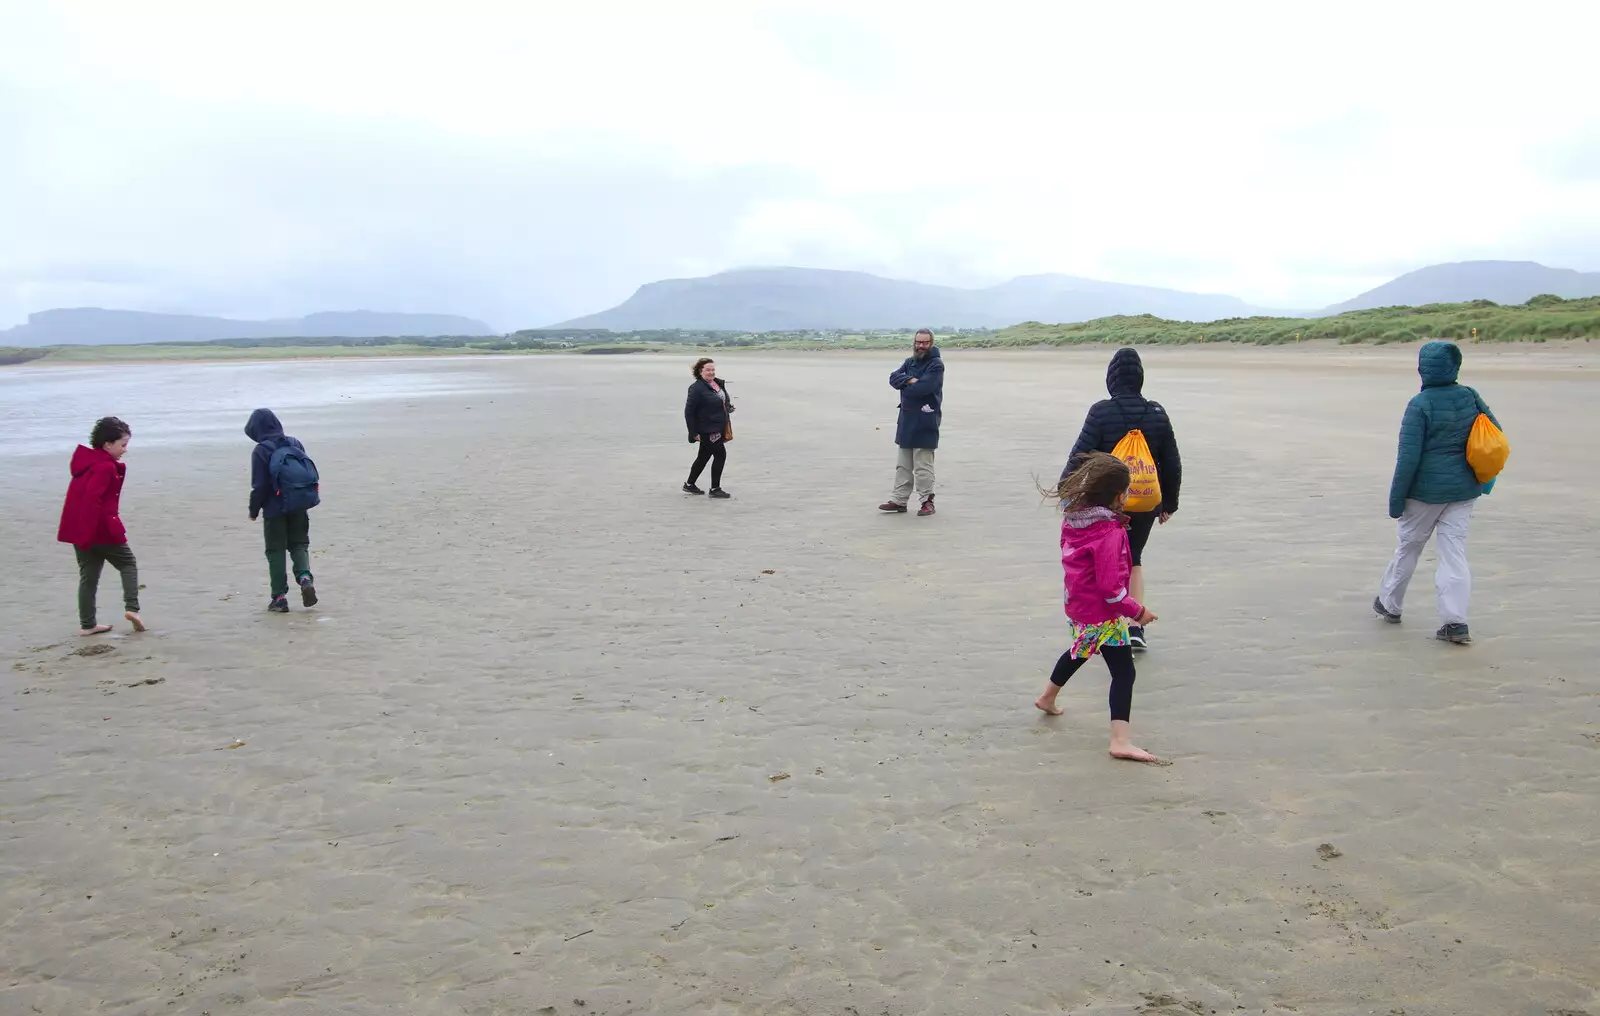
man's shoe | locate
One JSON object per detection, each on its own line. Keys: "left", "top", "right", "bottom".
{"left": 1373, "top": 596, "right": 1402, "bottom": 624}
{"left": 878, "top": 501, "right": 908, "bottom": 513}
{"left": 683, "top": 482, "right": 705, "bottom": 495}
{"left": 1436, "top": 623, "right": 1472, "bottom": 644}
{"left": 917, "top": 496, "right": 936, "bottom": 517}
{"left": 268, "top": 596, "right": 290, "bottom": 613}
{"left": 299, "top": 576, "right": 318, "bottom": 608}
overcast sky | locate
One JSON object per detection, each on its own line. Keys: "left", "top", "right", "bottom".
{"left": 4, "top": 1, "right": 1597, "bottom": 330}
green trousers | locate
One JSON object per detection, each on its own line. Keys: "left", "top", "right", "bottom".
{"left": 75, "top": 543, "right": 140, "bottom": 629}
{"left": 263, "top": 511, "right": 313, "bottom": 598}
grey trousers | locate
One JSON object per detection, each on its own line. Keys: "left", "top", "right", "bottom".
{"left": 1378, "top": 498, "right": 1475, "bottom": 625}
{"left": 891, "top": 447, "right": 936, "bottom": 505}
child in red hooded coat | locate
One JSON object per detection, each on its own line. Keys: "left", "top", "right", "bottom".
{"left": 57, "top": 416, "right": 146, "bottom": 636}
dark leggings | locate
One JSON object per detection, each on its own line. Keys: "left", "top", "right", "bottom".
{"left": 1050, "top": 645, "right": 1137, "bottom": 722}
{"left": 688, "top": 435, "right": 726, "bottom": 488}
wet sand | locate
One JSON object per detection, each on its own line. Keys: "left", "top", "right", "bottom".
{"left": 1, "top": 346, "right": 1596, "bottom": 1016}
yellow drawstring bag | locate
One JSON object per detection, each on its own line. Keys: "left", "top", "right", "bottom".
{"left": 1111, "top": 429, "right": 1162, "bottom": 512}
{"left": 1465, "top": 413, "right": 1509, "bottom": 484}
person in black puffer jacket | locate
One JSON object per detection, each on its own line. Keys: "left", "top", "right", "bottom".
{"left": 1063, "top": 347, "right": 1182, "bottom": 650}
{"left": 683, "top": 356, "right": 735, "bottom": 499}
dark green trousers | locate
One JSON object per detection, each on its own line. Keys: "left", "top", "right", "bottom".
{"left": 75, "top": 543, "right": 139, "bottom": 629}
{"left": 263, "top": 511, "right": 312, "bottom": 598}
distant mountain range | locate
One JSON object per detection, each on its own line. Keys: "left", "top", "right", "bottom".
{"left": 552, "top": 267, "right": 1286, "bottom": 331}
{"left": 1, "top": 308, "right": 495, "bottom": 346}
{"left": 7, "top": 261, "right": 1598, "bottom": 346}
{"left": 555, "top": 260, "right": 1600, "bottom": 332}
{"left": 1323, "top": 261, "right": 1600, "bottom": 314}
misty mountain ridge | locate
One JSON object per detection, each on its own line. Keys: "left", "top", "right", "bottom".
{"left": 1325, "top": 261, "right": 1600, "bottom": 314}
{"left": 553, "top": 266, "right": 1289, "bottom": 331}
{"left": 3, "top": 308, "right": 495, "bottom": 346}
{"left": 7, "top": 261, "right": 1597, "bottom": 346}
{"left": 556, "top": 261, "right": 1600, "bottom": 332}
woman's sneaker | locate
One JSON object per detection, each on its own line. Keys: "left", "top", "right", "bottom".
{"left": 683, "top": 483, "right": 705, "bottom": 495}
{"left": 268, "top": 596, "right": 290, "bottom": 613}
{"left": 1436, "top": 623, "right": 1472, "bottom": 644}
{"left": 1373, "top": 597, "right": 1402, "bottom": 623}
{"left": 709, "top": 488, "right": 731, "bottom": 499}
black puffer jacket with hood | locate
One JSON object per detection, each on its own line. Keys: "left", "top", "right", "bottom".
{"left": 1064, "top": 348, "right": 1182, "bottom": 514}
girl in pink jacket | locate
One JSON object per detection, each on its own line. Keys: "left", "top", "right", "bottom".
{"left": 1035, "top": 452, "right": 1163, "bottom": 763}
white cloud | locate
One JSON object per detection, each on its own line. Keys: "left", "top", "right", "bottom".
{"left": 2, "top": 0, "right": 1597, "bottom": 327}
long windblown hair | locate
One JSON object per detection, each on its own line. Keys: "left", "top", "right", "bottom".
{"left": 1043, "top": 451, "right": 1131, "bottom": 511}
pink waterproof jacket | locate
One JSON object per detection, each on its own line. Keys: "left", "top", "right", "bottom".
{"left": 1060, "top": 507, "right": 1144, "bottom": 625}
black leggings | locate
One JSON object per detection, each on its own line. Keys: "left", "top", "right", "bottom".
{"left": 1050, "top": 645, "right": 1137, "bottom": 722}
{"left": 688, "top": 435, "right": 726, "bottom": 488}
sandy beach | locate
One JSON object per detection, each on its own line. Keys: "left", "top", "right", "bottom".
{"left": 1, "top": 345, "right": 1596, "bottom": 1016}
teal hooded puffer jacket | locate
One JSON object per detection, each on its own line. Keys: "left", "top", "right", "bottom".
{"left": 1388, "top": 341, "right": 1501, "bottom": 518}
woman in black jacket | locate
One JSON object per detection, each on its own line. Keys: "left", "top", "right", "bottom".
{"left": 1065, "top": 347, "right": 1182, "bottom": 650}
{"left": 683, "top": 357, "right": 735, "bottom": 499}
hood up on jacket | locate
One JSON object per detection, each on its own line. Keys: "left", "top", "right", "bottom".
{"left": 1418, "top": 340, "right": 1462, "bottom": 389}
{"left": 245, "top": 408, "right": 284, "bottom": 442}
{"left": 1106, "top": 347, "right": 1144, "bottom": 397}
{"left": 70, "top": 444, "right": 116, "bottom": 477}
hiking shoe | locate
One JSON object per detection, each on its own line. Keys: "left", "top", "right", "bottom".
{"left": 1436, "top": 623, "right": 1472, "bottom": 645}
{"left": 299, "top": 576, "right": 318, "bottom": 608}
{"left": 683, "top": 482, "right": 705, "bottom": 495}
{"left": 709, "top": 487, "right": 731, "bottom": 499}
{"left": 268, "top": 596, "right": 290, "bottom": 613}
{"left": 917, "top": 496, "right": 936, "bottom": 516}
{"left": 1373, "top": 596, "right": 1401, "bottom": 624}
{"left": 1128, "top": 626, "right": 1148, "bottom": 650}
{"left": 878, "top": 501, "right": 908, "bottom": 513}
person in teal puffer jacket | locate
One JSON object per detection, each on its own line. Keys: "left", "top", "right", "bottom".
{"left": 1373, "top": 341, "right": 1501, "bottom": 644}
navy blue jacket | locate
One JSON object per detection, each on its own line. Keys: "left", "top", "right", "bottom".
{"left": 890, "top": 348, "right": 944, "bottom": 449}
{"left": 1066, "top": 348, "right": 1182, "bottom": 514}
{"left": 245, "top": 408, "right": 308, "bottom": 519}
{"left": 1389, "top": 341, "right": 1501, "bottom": 517}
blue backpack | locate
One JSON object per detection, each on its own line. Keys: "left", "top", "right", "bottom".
{"left": 268, "top": 439, "right": 321, "bottom": 512}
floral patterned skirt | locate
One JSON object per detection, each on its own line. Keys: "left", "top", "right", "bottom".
{"left": 1066, "top": 617, "right": 1132, "bottom": 659}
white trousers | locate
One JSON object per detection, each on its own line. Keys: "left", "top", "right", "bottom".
{"left": 1378, "top": 499, "right": 1475, "bottom": 625}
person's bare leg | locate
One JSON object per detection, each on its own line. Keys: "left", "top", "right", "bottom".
{"left": 125, "top": 611, "right": 146, "bottom": 632}
{"left": 1109, "top": 719, "right": 1161, "bottom": 763}
{"left": 1035, "top": 684, "right": 1064, "bottom": 715}
{"left": 1129, "top": 565, "right": 1144, "bottom": 606}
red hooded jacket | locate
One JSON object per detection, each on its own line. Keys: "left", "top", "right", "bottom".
{"left": 57, "top": 446, "right": 128, "bottom": 548}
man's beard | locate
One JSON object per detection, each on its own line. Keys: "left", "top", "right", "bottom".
{"left": 913, "top": 348, "right": 930, "bottom": 360}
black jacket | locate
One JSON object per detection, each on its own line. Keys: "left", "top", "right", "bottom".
{"left": 245, "top": 408, "right": 308, "bottom": 519}
{"left": 684, "top": 378, "right": 733, "bottom": 439}
{"left": 1064, "top": 348, "right": 1183, "bottom": 514}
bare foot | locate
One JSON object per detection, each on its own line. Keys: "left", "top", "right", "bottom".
{"left": 125, "top": 611, "right": 147, "bottom": 632}
{"left": 1110, "top": 744, "right": 1169, "bottom": 765}
{"left": 1035, "top": 695, "right": 1064, "bottom": 716}
{"left": 79, "top": 625, "right": 113, "bottom": 636}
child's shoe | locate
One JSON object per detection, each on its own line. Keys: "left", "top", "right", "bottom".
{"left": 299, "top": 575, "right": 318, "bottom": 608}
{"left": 268, "top": 596, "right": 290, "bottom": 613}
